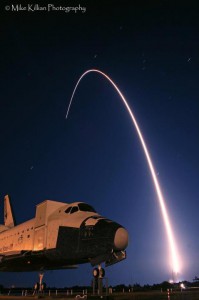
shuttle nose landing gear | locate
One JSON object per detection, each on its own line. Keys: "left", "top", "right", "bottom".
{"left": 92, "top": 265, "right": 105, "bottom": 296}
{"left": 93, "top": 265, "right": 105, "bottom": 278}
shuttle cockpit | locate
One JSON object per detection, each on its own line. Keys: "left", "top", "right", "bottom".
{"left": 65, "top": 203, "right": 96, "bottom": 214}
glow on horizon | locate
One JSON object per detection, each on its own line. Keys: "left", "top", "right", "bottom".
{"left": 66, "top": 69, "right": 181, "bottom": 274}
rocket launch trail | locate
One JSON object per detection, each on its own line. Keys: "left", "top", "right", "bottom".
{"left": 66, "top": 69, "right": 180, "bottom": 275}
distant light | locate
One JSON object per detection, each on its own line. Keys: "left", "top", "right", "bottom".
{"left": 180, "top": 283, "right": 185, "bottom": 289}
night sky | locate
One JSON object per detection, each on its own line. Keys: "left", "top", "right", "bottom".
{"left": 1, "top": 0, "right": 199, "bottom": 288}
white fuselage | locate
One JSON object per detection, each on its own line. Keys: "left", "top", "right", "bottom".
{"left": 0, "top": 199, "right": 128, "bottom": 271}
{"left": 0, "top": 201, "right": 100, "bottom": 254}
{"left": 0, "top": 219, "right": 35, "bottom": 253}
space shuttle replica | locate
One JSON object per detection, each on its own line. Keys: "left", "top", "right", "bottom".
{"left": 0, "top": 195, "right": 128, "bottom": 273}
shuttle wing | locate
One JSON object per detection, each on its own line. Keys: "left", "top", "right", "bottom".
{"left": 0, "top": 250, "right": 78, "bottom": 271}
{"left": 0, "top": 250, "right": 23, "bottom": 257}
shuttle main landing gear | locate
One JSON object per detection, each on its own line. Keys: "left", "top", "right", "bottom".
{"left": 34, "top": 272, "right": 46, "bottom": 294}
{"left": 39, "top": 273, "right": 44, "bottom": 292}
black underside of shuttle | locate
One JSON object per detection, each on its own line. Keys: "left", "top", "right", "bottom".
{"left": 0, "top": 220, "right": 126, "bottom": 272}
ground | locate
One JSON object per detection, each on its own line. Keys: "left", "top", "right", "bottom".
{"left": 1, "top": 291, "right": 199, "bottom": 300}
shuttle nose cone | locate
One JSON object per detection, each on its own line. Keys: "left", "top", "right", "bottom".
{"left": 114, "top": 227, "right": 128, "bottom": 250}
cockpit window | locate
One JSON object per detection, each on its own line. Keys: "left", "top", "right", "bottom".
{"left": 65, "top": 203, "right": 96, "bottom": 214}
{"left": 78, "top": 203, "right": 96, "bottom": 213}
{"left": 70, "top": 206, "right": 79, "bottom": 214}
{"left": 65, "top": 207, "right": 72, "bottom": 214}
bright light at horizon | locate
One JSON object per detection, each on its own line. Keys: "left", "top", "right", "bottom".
{"left": 66, "top": 69, "right": 181, "bottom": 275}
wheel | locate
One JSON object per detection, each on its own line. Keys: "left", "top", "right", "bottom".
{"left": 34, "top": 282, "right": 39, "bottom": 290}
{"left": 99, "top": 268, "right": 105, "bottom": 278}
{"left": 93, "top": 268, "right": 99, "bottom": 278}
{"left": 42, "top": 282, "right": 46, "bottom": 290}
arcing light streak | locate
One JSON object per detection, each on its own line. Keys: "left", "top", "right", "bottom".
{"left": 66, "top": 69, "right": 180, "bottom": 274}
